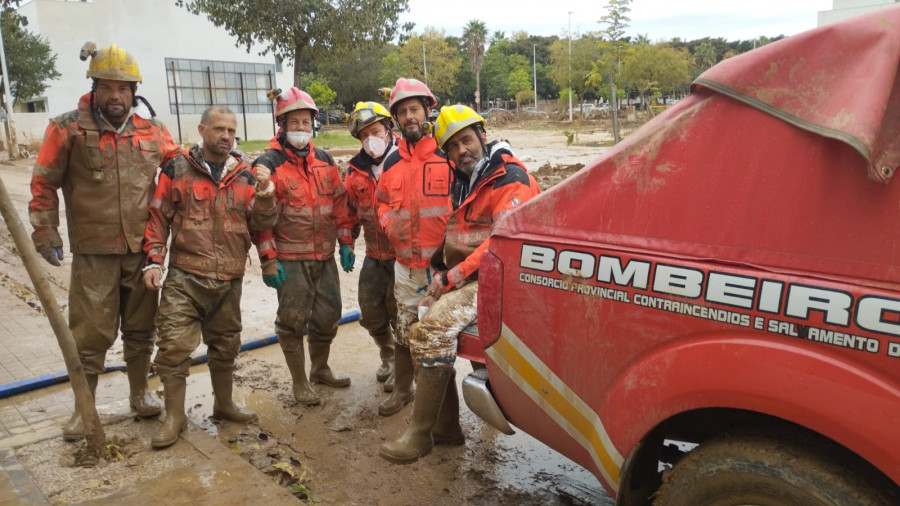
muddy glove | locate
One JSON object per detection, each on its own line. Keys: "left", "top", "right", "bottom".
{"left": 339, "top": 244, "right": 355, "bottom": 273}
{"left": 37, "top": 245, "right": 64, "bottom": 266}
{"left": 262, "top": 259, "right": 285, "bottom": 289}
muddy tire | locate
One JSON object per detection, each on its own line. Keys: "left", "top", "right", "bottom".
{"left": 653, "top": 432, "right": 898, "bottom": 506}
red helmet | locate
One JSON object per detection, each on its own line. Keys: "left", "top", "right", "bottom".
{"left": 388, "top": 77, "right": 436, "bottom": 116}
{"left": 274, "top": 87, "right": 318, "bottom": 120}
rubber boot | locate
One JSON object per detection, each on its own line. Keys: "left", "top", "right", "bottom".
{"left": 432, "top": 370, "right": 464, "bottom": 445}
{"left": 62, "top": 373, "right": 99, "bottom": 441}
{"left": 378, "top": 344, "right": 415, "bottom": 416}
{"left": 378, "top": 367, "right": 453, "bottom": 464}
{"left": 372, "top": 332, "right": 395, "bottom": 382}
{"left": 282, "top": 349, "right": 320, "bottom": 406}
{"left": 126, "top": 355, "right": 162, "bottom": 417}
{"left": 309, "top": 342, "right": 351, "bottom": 387}
{"left": 383, "top": 371, "right": 395, "bottom": 393}
{"left": 151, "top": 377, "right": 188, "bottom": 449}
{"left": 210, "top": 369, "right": 257, "bottom": 423}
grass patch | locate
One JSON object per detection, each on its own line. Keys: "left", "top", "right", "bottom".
{"left": 236, "top": 129, "right": 357, "bottom": 153}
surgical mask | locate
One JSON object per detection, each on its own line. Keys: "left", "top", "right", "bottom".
{"left": 363, "top": 134, "right": 389, "bottom": 159}
{"left": 286, "top": 131, "right": 312, "bottom": 149}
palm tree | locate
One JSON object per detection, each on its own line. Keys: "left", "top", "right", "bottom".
{"left": 694, "top": 41, "right": 718, "bottom": 70}
{"left": 463, "top": 20, "right": 488, "bottom": 111}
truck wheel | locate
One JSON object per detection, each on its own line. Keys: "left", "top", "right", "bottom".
{"left": 653, "top": 432, "right": 897, "bottom": 506}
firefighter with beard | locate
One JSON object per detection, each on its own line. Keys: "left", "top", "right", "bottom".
{"left": 380, "top": 105, "right": 540, "bottom": 463}
{"left": 346, "top": 101, "right": 400, "bottom": 399}
{"left": 374, "top": 79, "right": 452, "bottom": 420}
{"left": 29, "top": 43, "right": 181, "bottom": 441}
{"left": 254, "top": 88, "right": 355, "bottom": 406}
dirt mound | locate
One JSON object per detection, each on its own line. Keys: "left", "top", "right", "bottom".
{"left": 530, "top": 162, "right": 586, "bottom": 190}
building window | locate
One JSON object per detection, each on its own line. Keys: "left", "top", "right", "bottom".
{"left": 26, "top": 98, "right": 48, "bottom": 113}
{"left": 164, "top": 58, "right": 277, "bottom": 115}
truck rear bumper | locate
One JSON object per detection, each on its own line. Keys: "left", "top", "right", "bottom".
{"left": 461, "top": 368, "right": 515, "bottom": 435}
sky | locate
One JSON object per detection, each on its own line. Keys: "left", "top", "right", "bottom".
{"left": 400, "top": 0, "right": 835, "bottom": 42}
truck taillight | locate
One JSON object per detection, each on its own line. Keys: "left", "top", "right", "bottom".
{"left": 478, "top": 249, "right": 503, "bottom": 346}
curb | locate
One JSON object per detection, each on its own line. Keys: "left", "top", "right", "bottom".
{"left": 0, "top": 309, "right": 361, "bottom": 399}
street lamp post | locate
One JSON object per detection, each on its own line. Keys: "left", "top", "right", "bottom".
{"left": 0, "top": 21, "right": 17, "bottom": 159}
{"left": 568, "top": 11, "right": 573, "bottom": 122}
{"left": 533, "top": 44, "right": 538, "bottom": 108}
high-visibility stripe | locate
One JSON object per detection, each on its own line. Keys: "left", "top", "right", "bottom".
{"left": 486, "top": 323, "right": 623, "bottom": 492}
{"left": 420, "top": 205, "right": 448, "bottom": 218}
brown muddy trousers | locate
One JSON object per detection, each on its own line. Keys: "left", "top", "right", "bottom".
{"left": 358, "top": 256, "right": 397, "bottom": 341}
{"left": 410, "top": 282, "right": 478, "bottom": 368}
{"left": 153, "top": 268, "right": 244, "bottom": 378}
{"left": 275, "top": 259, "right": 342, "bottom": 349}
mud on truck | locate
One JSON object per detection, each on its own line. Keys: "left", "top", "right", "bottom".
{"left": 458, "top": 7, "right": 900, "bottom": 506}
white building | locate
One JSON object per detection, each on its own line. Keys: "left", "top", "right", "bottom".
{"left": 818, "top": 0, "right": 900, "bottom": 26}
{"left": 14, "top": 0, "right": 296, "bottom": 145}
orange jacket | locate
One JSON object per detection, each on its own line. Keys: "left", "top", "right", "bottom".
{"left": 144, "top": 146, "right": 276, "bottom": 280}
{"left": 253, "top": 136, "right": 352, "bottom": 261}
{"left": 346, "top": 138, "right": 398, "bottom": 261}
{"left": 30, "top": 93, "right": 181, "bottom": 254}
{"left": 439, "top": 141, "right": 540, "bottom": 288}
{"left": 375, "top": 135, "right": 452, "bottom": 269}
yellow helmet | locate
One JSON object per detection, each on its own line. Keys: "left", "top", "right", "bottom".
{"left": 85, "top": 44, "right": 142, "bottom": 83}
{"left": 349, "top": 101, "right": 392, "bottom": 139}
{"left": 434, "top": 105, "right": 485, "bottom": 150}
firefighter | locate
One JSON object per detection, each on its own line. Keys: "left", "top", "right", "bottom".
{"left": 374, "top": 78, "right": 452, "bottom": 418}
{"left": 346, "top": 102, "right": 399, "bottom": 395}
{"left": 380, "top": 105, "right": 540, "bottom": 463}
{"left": 29, "top": 43, "right": 181, "bottom": 441}
{"left": 142, "top": 106, "right": 276, "bottom": 448}
{"left": 254, "top": 88, "right": 355, "bottom": 406}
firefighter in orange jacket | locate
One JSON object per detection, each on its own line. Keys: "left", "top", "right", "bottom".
{"left": 28, "top": 43, "right": 181, "bottom": 441}
{"left": 142, "top": 106, "right": 276, "bottom": 448}
{"left": 375, "top": 78, "right": 453, "bottom": 417}
{"left": 346, "top": 102, "right": 400, "bottom": 395}
{"left": 254, "top": 88, "right": 355, "bottom": 407}
{"left": 380, "top": 105, "right": 540, "bottom": 463}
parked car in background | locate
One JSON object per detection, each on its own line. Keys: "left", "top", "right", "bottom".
{"left": 324, "top": 110, "right": 348, "bottom": 124}
{"left": 479, "top": 107, "right": 508, "bottom": 119}
{"left": 522, "top": 107, "right": 546, "bottom": 118}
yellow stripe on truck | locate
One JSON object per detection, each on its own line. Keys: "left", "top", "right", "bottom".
{"left": 486, "top": 323, "right": 623, "bottom": 492}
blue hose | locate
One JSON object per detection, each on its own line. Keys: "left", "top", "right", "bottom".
{"left": 0, "top": 309, "right": 361, "bottom": 399}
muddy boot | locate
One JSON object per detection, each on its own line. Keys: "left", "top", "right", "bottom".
{"left": 379, "top": 367, "right": 453, "bottom": 464}
{"left": 378, "top": 344, "right": 415, "bottom": 416}
{"left": 372, "top": 332, "right": 395, "bottom": 382}
{"left": 62, "top": 373, "right": 99, "bottom": 441}
{"left": 432, "top": 371, "right": 464, "bottom": 446}
{"left": 151, "top": 377, "right": 188, "bottom": 449}
{"left": 126, "top": 356, "right": 162, "bottom": 417}
{"left": 309, "top": 342, "right": 351, "bottom": 387}
{"left": 210, "top": 369, "right": 257, "bottom": 423}
{"left": 282, "top": 349, "right": 320, "bottom": 406}
{"left": 383, "top": 371, "right": 395, "bottom": 393}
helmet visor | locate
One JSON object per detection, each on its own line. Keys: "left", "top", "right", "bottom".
{"left": 349, "top": 108, "right": 387, "bottom": 138}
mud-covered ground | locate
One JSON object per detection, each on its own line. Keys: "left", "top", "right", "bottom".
{"left": 0, "top": 124, "right": 616, "bottom": 504}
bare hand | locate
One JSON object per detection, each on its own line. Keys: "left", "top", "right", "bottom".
{"left": 143, "top": 268, "right": 162, "bottom": 291}
{"left": 255, "top": 166, "right": 271, "bottom": 191}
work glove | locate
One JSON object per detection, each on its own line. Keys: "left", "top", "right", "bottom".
{"left": 339, "top": 244, "right": 355, "bottom": 273}
{"left": 37, "top": 245, "right": 64, "bottom": 266}
{"left": 262, "top": 259, "right": 286, "bottom": 289}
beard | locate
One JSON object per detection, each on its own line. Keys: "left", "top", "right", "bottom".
{"left": 99, "top": 99, "right": 130, "bottom": 120}
{"left": 402, "top": 122, "right": 425, "bottom": 142}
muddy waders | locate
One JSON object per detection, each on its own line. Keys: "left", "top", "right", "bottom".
{"left": 62, "top": 373, "right": 99, "bottom": 441}
{"left": 431, "top": 370, "right": 464, "bottom": 445}
{"left": 378, "top": 344, "right": 415, "bottom": 416}
{"left": 210, "top": 369, "right": 257, "bottom": 422}
{"left": 127, "top": 355, "right": 162, "bottom": 417}
{"left": 379, "top": 367, "right": 453, "bottom": 464}
{"left": 151, "top": 376, "right": 187, "bottom": 449}
{"left": 308, "top": 342, "right": 351, "bottom": 387}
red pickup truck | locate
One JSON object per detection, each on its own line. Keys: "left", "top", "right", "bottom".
{"left": 460, "top": 7, "right": 900, "bottom": 505}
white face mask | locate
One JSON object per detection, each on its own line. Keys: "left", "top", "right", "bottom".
{"left": 286, "top": 130, "right": 312, "bottom": 149}
{"left": 363, "top": 134, "right": 389, "bottom": 159}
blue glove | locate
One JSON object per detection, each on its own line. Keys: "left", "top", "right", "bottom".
{"left": 38, "top": 245, "right": 64, "bottom": 266}
{"left": 339, "top": 244, "right": 355, "bottom": 273}
{"left": 262, "top": 260, "right": 286, "bottom": 289}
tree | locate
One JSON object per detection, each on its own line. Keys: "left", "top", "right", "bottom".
{"left": 299, "top": 73, "right": 337, "bottom": 110}
{"left": 621, "top": 43, "right": 691, "bottom": 108}
{"left": 317, "top": 43, "right": 392, "bottom": 110}
{"left": 506, "top": 54, "right": 532, "bottom": 99}
{"left": 599, "top": 0, "right": 632, "bottom": 42}
{"left": 462, "top": 20, "right": 487, "bottom": 111}
{"left": 383, "top": 28, "right": 461, "bottom": 102}
{"left": 693, "top": 41, "right": 718, "bottom": 71}
{"left": 547, "top": 35, "right": 602, "bottom": 100}
{"left": 175, "top": 0, "right": 412, "bottom": 86}
{"left": 1, "top": 9, "right": 59, "bottom": 104}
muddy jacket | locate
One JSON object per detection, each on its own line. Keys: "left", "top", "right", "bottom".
{"left": 375, "top": 135, "right": 452, "bottom": 268}
{"left": 30, "top": 93, "right": 181, "bottom": 254}
{"left": 253, "top": 135, "right": 352, "bottom": 261}
{"left": 347, "top": 137, "right": 398, "bottom": 261}
{"left": 144, "top": 146, "right": 277, "bottom": 280}
{"left": 437, "top": 141, "right": 540, "bottom": 288}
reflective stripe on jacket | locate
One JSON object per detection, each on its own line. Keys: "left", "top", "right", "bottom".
{"left": 30, "top": 93, "right": 181, "bottom": 254}
{"left": 375, "top": 135, "right": 452, "bottom": 268}
{"left": 442, "top": 142, "right": 541, "bottom": 287}
{"left": 347, "top": 140, "right": 397, "bottom": 261}
{"left": 253, "top": 136, "right": 352, "bottom": 261}
{"left": 144, "top": 146, "right": 277, "bottom": 280}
